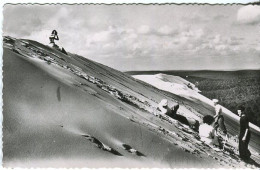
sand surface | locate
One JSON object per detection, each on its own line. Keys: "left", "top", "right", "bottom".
{"left": 2, "top": 36, "right": 260, "bottom": 168}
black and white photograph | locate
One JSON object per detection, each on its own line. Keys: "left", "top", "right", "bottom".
{"left": 2, "top": 1, "right": 260, "bottom": 168}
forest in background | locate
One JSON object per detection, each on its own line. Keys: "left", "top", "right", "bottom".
{"left": 127, "top": 70, "right": 260, "bottom": 127}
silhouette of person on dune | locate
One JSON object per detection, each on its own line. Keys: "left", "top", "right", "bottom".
{"left": 49, "top": 30, "right": 59, "bottom": 47}
{"left": 49, "top": 30, "right": 67, "bottom": 55}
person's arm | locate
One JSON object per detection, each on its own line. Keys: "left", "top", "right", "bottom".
{"left": 242, "top": 128, "right": 248, "bottom": 141}
{"left": 210, "top": 126, "right": 216, "bottom": 138}
{"left": 158, "top": 105, "right": 166, "bottom": 116}
{"left": 214, "top": 105, "right": 220, "bottom": 118}
{"left": 218, "top": 115, "right": 227, "bottom": 134}
{"left": 54, "top": 35, "right": 59, "bottom": 40}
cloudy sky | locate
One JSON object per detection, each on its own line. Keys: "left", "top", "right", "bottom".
{"left": 3, "top": 4, "right": 260, "bottom": 71}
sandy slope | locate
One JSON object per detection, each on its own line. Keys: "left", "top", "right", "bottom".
{"left": 133, "top": 74, "right": 260, "bottom": 131}
{"left": 2, "top": 36, "right": 260, "bottom": 168}
{"left": 133, "top": 74, "right": 260, "bottom": 163}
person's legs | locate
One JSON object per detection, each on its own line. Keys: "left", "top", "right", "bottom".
{"left": 176, "top": 115, "right": 190, "bottom": 126}
{"left": 218, "top": 115, "right": 227, "bottom": 134}
{"left": 245, "top": 132, "right": 251, "bottom": 159}
{"left": 239, "top": 135, "right": 249, "bottom": 160}
{"left": 239, "top": 137, "right": 244, "bottom": 159}
{"left": 212, "top": 135, "right": 220, "bottom": 146}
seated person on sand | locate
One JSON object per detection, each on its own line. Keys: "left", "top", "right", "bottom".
{"left": 212, "top": 99, "right": 227, "bottom": 136}
{"left": 199, "top": 115, "right": 222, "bottom": 150}
{"left": 49, "top": 30, "right": 67, "bottom": 55}
{"left": 157, "top": 99, "right": 199, "bottom": 131}
{"left": 49, "top": 30, "right": 59, "bottom": 48}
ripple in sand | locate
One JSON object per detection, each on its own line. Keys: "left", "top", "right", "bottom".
{"left": 122, "top": 144, "right": 146, "bottom": 157}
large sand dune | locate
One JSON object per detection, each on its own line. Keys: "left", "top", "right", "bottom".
{"left": 2, "top": 36, "right": 260, "bottom": 168}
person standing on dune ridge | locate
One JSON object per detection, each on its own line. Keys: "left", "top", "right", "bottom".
{"left": 212, "top": 99, "right": 227, "bottom": 136}
{"left": 238, "top": 106, "right": 251, "bottom": 161}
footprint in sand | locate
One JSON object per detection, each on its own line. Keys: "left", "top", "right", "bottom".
{"left": 127, "top": 117, "right": 136, "bottom": 123}
{"left": 122, "top": 144, "right": 146, "bottom": 157}
{"left": 81, "top": 135, "right": 122, "bottom": 156}
{"left": 180, "top": 127, "right": 193, "bottom": 134}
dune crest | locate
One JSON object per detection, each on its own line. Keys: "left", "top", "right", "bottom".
{"left": 3, "top": 36, "right": 260, "bottom": 168}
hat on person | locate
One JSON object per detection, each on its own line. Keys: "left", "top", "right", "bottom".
{"left": 212, "top": 99, "right": 219, "bottom": 103}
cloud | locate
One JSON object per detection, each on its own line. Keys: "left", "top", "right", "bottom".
{"left": 237, "top": 5, "right": 260, "bottom": 25}
{"left": 213, "top": 14, "right": 228, "bottom": 21}
{"left": 157, "top": 25, "right": 175, "bottom": 35}
{"left": 182, "top": 13, "right": 210, "bottom": 23}
{"left": 137, "top": 25, "right": 151, "bottom": 34}
{"left": 191, "top": 33, "right": 247, "bottom": 57}
{"left": 3, "top": 5, "right": 260, "bottom": 71}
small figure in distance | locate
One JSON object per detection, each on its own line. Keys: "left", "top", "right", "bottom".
{"left": 199, "top": 115, "right": 222, "bottom": 151}
{"left": 49, "top": 30, "right": 59, "bottom": 48}
{"left": 237, "top": 106, "right": 251, "bottom": 161}
{"left": 48, "top": 30, "right": 68, "bottom": 55}
{"left": 212, "top": 99, "right": 227, "bottom": 136}
{"left": 157, "top": 99, "right": 199, "bottom": 131}
{"left": 187, "top": 83, "right": 193, "bottom": 90}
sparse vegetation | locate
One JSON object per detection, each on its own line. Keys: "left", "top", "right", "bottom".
{"left": 186, "top": 76, "right": 260, "bottom": 127}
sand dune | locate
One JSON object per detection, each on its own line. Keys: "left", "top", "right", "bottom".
{"left": 133, "top": 73, "right": 260, "bottom": 164}
{"left": 133, "top": 74, "right": 260, "bottom": 131}
{"left": 2, "top": 36, "right": 260, "bottom": 168}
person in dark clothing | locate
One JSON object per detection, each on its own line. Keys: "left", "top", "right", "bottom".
{"left": 238, "top": 106, "right": 251, "bottom": 161}
{"left": 167, "top": 104, "right": 179, "bottom": 119}
{"left": 168, "top": 104, "right": 189, "bottom": 125}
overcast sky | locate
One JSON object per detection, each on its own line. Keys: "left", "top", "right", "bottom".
{"left": 3, "top": 4, "right": 260, "bottom": 71}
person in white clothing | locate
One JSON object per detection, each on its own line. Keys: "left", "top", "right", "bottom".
{"left": 199, "top": 115, "right": 220, "bottom": 147}
{"left": 158, "top": 99, "right": 171, "bottom": 115}
{"left": 212, "top": 99, "right": 227, "bottom": 135}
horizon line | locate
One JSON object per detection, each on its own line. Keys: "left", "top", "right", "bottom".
{"left": 124, "top": 69, "right": 260, "bottom": 72}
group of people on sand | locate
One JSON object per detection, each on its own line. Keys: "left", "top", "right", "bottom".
{"left": 157, "top": 98, "right": 251, "bottom": 162}
{"left": 50, "top": 29, "right": 252, "bottom": 163}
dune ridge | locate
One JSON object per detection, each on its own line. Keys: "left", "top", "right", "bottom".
{"left": 2, "top": 36, "right": 260, "bottom": 168}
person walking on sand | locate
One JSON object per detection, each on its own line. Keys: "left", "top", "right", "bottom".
{"left": 212, "top": 99, "right": 227, "bottom": 135}
{"left": 238, "top": 106, "right": 251, "bottom": 161}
